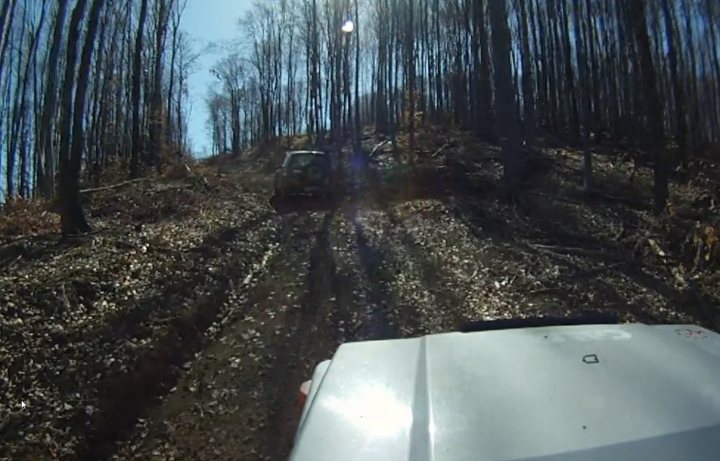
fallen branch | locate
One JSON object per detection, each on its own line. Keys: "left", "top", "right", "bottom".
{"left": 645, "top": 237, "right": 688, "bottom": 287}
{"left": 370, "top": 140, "right": 391, "bottom": 158}
{"left": 80, "top": 178, "right": 147, "bottom": 194}
{"left": 0, "top": 233, "right": 56, "bottom": 247}
{"left": 574, "top": 261, "right": 628, "bottom": 279}
{"left": 153, "top": 183, "right": 190, "bottom": 193}
{"left": 645, "top": 237, "right": 719, "bottom": 328}
{"left": 530, "top": 243, "right": 625, "bottom": 261}
{"left": 647, "top": 238, "right": 667, "bottom": 260}
{"left": 597, "top": 193, "right": 650, "bottom": 210}
{"left": 529, "top": 287, "right": 564, "bottom": 296}
{"left": 431, "top": 143, "right": 449, "bottom": 158}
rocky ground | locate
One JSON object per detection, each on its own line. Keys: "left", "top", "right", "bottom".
{"left": 1, "top": 130, "right": 719, "bottom": 460}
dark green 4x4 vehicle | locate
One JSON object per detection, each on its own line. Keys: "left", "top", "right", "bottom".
{"left": 274, "top": 150, "right": 333, "bottom": 201}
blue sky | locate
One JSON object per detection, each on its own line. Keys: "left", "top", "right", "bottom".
{"left": 181, "top": 0, "right": 252, "bottom": 156}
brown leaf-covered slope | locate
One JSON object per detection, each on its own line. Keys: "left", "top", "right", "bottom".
{"left": 1, "top": 161, "right": 277, "bottom": 460}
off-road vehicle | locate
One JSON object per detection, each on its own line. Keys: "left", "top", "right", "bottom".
{"left": 274, "top": 150, "right": 333, "bottom": 201}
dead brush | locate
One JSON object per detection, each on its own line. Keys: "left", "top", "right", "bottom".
{"left": 0, "top": 197, "right": 60, "bottom": 240}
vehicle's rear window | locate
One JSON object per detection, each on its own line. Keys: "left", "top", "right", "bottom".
{"left": 285, "top": 153, "right": 327, "bottom": 169}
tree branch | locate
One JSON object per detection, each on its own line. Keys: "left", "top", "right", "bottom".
{"left": 79, "top": 178, "right": 147, "bottom": 194}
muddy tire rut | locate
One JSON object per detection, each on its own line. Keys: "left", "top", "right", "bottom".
{"left": 112, "top": 198, "right": 459, "bottom": 460}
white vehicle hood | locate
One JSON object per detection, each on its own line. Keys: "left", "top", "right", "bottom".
{"left": 289, "top": 324, "right": 720, "bottom": 461}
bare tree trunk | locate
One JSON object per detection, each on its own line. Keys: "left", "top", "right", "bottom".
{"left": 573, "top": 0, "right": 592, "bottom": 191}
{"left": 37, "top": 0, "right": 68, "bottom": 197}
{"left": 130, "top": 0, "right": 149, "bottom": 178}
{"left": 311, "top": 0, "right": 321, "bottom": 142}
{"left": 166, "top": 1, "right": 185, "bottom": 150}
{"left": 149, "top": 0, "right": 169, "bottom": 171}
{"left": 6, "top": 1, "right": 27, "bottom": 200}
{"left": 705, "top": 0, "right": 720, "bottom": 141}
{"left": 661, "top": 0, "right": 686, "bottom": 166}
{"left": 57, "top": 0, "right": 93, "bottom": 234}
{"left": 407, "top": 0, "right": 415, "bottom": 164}
{"left": 0, "top": 0, "right": 16, "bottom": 73}
{"left": 560, "top": 0, "right": 579, "bottom": 142}
{"left": 354, "top": 0, "right": 361, "bottom": 142}
{"left": 375, "top": 0, "right": 388, "bottom": 132}
{"left": 433, "top": 0, "right": 443, "bottom": 117}
{"left": 626, "top": 0, "right": 668, "bottom": 212}
{"left": 681, "top": 0, "right": 699, "bottom": 150}
{"left": 69, "top": 0, "right": 103, "bottom": 179}
{"left": 10, "top": 0, "right": 48, "bottom": 196}
{"left": 517, "top": 0, "right": 535, "bottom": 140}
{"left": 177, "top": 62, "right": 185, "bottom": 151}
{"left": 478, "top": 0, "right": 493, "bottom": 139}
{"left": 489, "top": 0, "right": 521, "bottom": 201}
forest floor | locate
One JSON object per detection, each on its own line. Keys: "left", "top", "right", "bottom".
{"left": 1, "top": 127, "right": 719, "bottom": 460}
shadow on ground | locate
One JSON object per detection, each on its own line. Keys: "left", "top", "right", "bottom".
{"left": 365, "top": 146, "right": 719, "bottom": 331}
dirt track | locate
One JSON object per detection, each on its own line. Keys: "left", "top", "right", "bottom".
{"left": 2, "top": 135, "right": 718, "bottom": 461}
{"left": 113, "top": 196, "right": 459, "bottom": 460}
{"left": 111, "top": 148, "right": 711, "bottom": 460}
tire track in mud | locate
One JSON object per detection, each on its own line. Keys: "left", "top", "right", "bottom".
{"left": 109, "top": 210, "right": 295, "bottom": 461}
{"left": 264, "top": 201, "right": 423, "bottom": 457}
{"left": 346, "top": 202, "right": 463, "bottom": 337}
{"left": 114, "top": 195, "right": 493, "bottom": 461}
{"left": 353, "top": 194, "right": 521, "bottom": 334}
{"left": 345, "top": 206, "right": 402, "bottom": 340}
{"left": 260, "top": 209, "right": 341, "bottom": 460}
{"left": 258, "top": 200, "right": 448, "bottom": 459}
{"left": 384, "top": 206, "right": 468, "bottom": 331}
{"left": 115, "top": 206, "right": 360, "bottom": 461}
{"left": 83, "top": 210, "right": 280, "bottom": 461}
{"left": 392, "top": 199, "right": 535, "bottom": 323}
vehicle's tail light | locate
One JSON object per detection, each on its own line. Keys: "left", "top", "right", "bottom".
{"left": 299, "top": 380, "right": 311, "bottom": 406}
